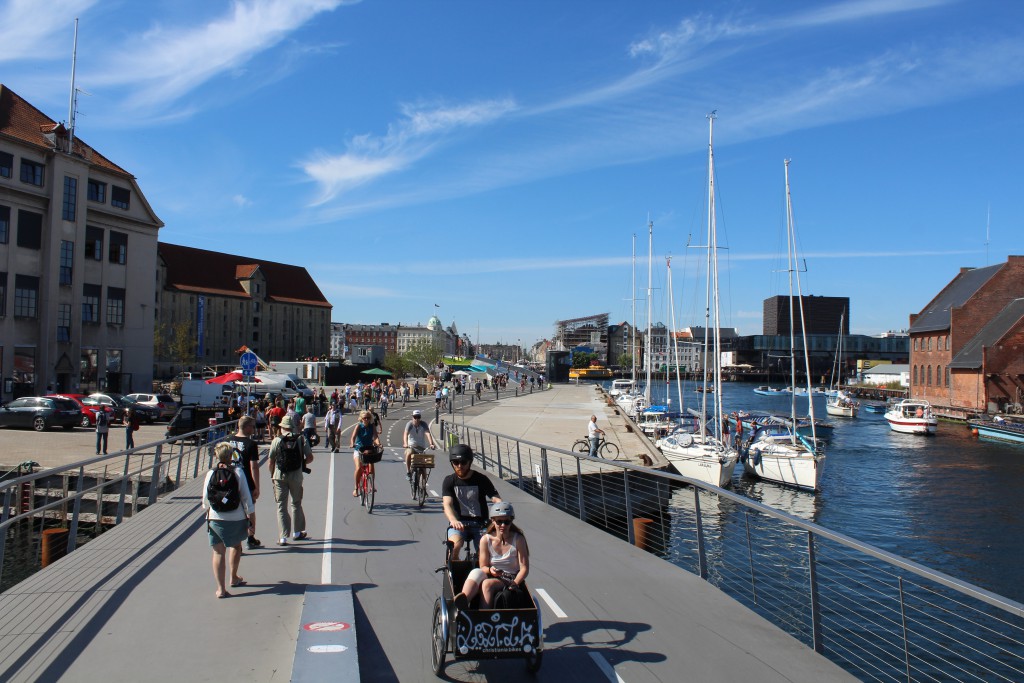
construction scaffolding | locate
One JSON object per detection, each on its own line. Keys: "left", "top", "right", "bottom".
{"left": 554, "top": 313, "right": 609, "bottom": 354}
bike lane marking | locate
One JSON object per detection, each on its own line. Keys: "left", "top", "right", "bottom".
{"left": 590, "top": 652, "right": 627, "bottom": 683}
{"left": 321, "top": 449, "right": 336, "bottom": 585}
{"left": 534, "top": 588, "right": 567, "bottom": 618}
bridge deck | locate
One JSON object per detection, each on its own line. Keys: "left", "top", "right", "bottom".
{"left": 0, "top": 388, "right": 855, "bottom": 682}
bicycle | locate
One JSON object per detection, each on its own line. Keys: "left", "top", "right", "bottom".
{"left": 408, "top": 446, "right": 434, "bottom": 507}
{"left": 572, "top": 435, "right": 620, "bottom": 458}
{"left": 357, "top": 446, "right": 382, "bottom": 512}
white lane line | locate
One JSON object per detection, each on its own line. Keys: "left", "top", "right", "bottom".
{"left": 321, "top": 450, "right": 336, "bottom": 585}
{"left": 429, "top": 489, "right": 440, "bottom": 498}
{"left": 590, "top": 652, "right": 626, "bottom": 683}
{"left": 534, "top": 588, "right": 567, "bottom": 618}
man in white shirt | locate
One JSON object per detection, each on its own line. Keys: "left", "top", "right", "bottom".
{"left": 587, "top": 415, "right": 605, "bottom": 457}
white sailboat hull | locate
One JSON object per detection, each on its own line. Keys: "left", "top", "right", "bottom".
{"left": 743, "top": 440, "right": 822, "bottom": 491}
{"left": 658, "top": 433, "right": 738, "bottom": 488}
{"left": 825, "top": 402, "right": 857, "bottom": 418}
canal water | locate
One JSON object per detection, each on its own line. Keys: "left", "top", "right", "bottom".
{"left": 619, "top": 380, "right": 1024, "bottom": 604}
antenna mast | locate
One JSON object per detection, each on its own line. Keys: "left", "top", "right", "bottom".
{"left": 67, "top": 18, "right": 80, "bottom": 153}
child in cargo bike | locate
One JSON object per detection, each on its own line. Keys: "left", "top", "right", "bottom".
{"left": 453, "top": 501, "right": 530, "bottom": 610}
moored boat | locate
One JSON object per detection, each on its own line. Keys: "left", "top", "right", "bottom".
{"left": 825, "top": 390, "right": 859, "bottom": 418}
{"left": 969, "top": 416, "right": 1024, "bottom": 444}
{"left": 884, "top": 399, "right": 938, "bottom": 435}
{"left": 608, "top": 379, "right": 635, "bottom": 397}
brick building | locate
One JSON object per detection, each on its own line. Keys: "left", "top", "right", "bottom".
{"left": 909, "top": 256, "right": 1024, "bottom": 412}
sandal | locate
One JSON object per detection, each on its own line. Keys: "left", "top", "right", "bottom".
{"left": 230, "top": 579, "right": 247, "bottom": 587}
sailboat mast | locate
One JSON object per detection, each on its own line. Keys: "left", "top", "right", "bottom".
{"left": 645, "top": 218, "right": 653, "bottom": 404}
{"left": 701, "top": 112, "right": 716, "bottom": 433}
{"left": 631, "top": 233, "right": 637, "bottom": 388}
{"left": 667, "top": 257, "right": 684, "bottom": 415}
{"left": 784, "top": 160, "right": 798, "bottom": 429}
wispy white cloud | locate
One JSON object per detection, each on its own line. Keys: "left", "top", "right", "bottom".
{"left": 87, "top": 0, "right": 350, "bottom": 111}
{"left": 232, "top": 194, "right": 251, "bottom": 208}
{"left": 0, "top": 0, "right": 97, "bottom": 63}
{"left": 301, "top": 98, "right": 518, "bottom": 205}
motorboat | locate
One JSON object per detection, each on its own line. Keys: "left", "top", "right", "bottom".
{"left": 636, "top": 406, "right": 691, "bottom": 439}
{"left": 884, "top": 399, "right": 938, "bottom": 435}
{"left": 753, "top": 386, "right": 786, "bottom": 396}
{"left": 608, "top": 379, "right": 635, "bottom": 397}
{"left": 969, "top": 415, "right": 1024, "bottom": 444}
{"left": 569, "top": 365, "right": 613, "bottom": 380}
{"left": 729, "top": 411, "right": 834, "bottom": 442}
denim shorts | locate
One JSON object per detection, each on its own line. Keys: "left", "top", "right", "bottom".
{"left": 208, "top": 518, "right": 248, "bottom": 548}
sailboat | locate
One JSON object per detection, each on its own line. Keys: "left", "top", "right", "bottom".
{"left": 742, "top": 160, "right": 825, "bottom": 492}
{"left": 825, "top": 312, "right": 858, "bottom": 418}
{"left": 617, "top": 224, "right": 653, "bottom": 418}
{"left": 656, "top": 113, "right": 738, "bottom": 489}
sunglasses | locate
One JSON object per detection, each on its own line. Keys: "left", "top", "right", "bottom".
{"left": 413, "top": 416, "right": 421, "bottom": 420}
{"left": 493, "top": 519, "right": 512, "bottom": 526}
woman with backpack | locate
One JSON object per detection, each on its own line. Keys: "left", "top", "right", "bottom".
{"left": 202, "top": 442, "right": 255, "bottom": 599}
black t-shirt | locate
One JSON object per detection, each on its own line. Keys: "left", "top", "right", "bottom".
{"left": 441, "top": 470, "right": 499, "bottom": 523}
{"left": 227, "top": 435, "right": 258, "bottom": 490}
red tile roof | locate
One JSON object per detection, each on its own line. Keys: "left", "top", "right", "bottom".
{"left": 0, "top": 83, "right": 130, "bottom": 177}
{"left": 159, "top": 242, "right": 331, "bottom": 309}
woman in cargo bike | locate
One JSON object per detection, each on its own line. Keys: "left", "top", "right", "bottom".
{"left": 453, "top": 502, "right": 530, "bottom": 610}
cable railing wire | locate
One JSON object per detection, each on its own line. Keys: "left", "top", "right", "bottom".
{"left": 441, "top": 419, "right": 1024, "bottom": 682}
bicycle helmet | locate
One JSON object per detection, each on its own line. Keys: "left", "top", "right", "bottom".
{"left": 489, "top": 501, "right": 515, "bottom": 520}
{"left": 448, "top": 443, "right": 474, "bottom": 465}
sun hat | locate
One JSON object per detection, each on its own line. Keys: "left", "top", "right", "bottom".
{"left": 279, "top": 415, "right": 295, "bottom": 431}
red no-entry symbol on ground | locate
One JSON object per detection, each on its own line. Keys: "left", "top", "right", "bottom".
{"left": 303, "top": 621, "right": 350, "bottom": 632}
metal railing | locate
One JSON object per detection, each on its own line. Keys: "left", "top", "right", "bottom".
{"left": 0, "top": 421, "right": 236, "bottom": 591}
{"left": 440, "top": 420, "right": 1024, "bottom": 682}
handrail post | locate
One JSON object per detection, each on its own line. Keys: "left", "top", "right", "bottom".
{"left": 693, "top": 487, "right": 708, "bottom": 580}
{"left": 540, "top": 448, "right": 551, "bottom": 505}
{"left": 623, "top": 470, "right": 635, "bottom": 546}
{"left": 515, "top": 442, "right": 524, "bottom": 490}
{"left": 67, "top": 466, "right": 85, "bottom": 554}
{"left": 744, "top": 511, "right": 758, "bottom": 605}
{"left": 495, "top": 435, "right": 504, "bottom": 481}
{"left": 174, "top": 441, "right": 185, "bottom": 487}
{"left": 148, "top": 444, "right": 164, "bottom": 506}
{"left": 575, "top": 456, "right": 586, "bottom": 522}
{"left": 899, "top": 576, "right": 911, "bottom": 682}
{"left": 0, "top": 487, "right": 12, "bottom": 587}
{"left": 115, "top": 452, "right": 131, "bottom": 524}
{"left": 807, "top": 530, "right": 824, "bottom": 654}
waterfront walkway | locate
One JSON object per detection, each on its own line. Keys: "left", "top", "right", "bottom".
{"left": 0, "top": 386, "right": 854, "bottom": 682}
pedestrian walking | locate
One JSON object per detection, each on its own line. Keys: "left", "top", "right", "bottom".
{"left": 202, "top": 442, "right": 255, "bottom": 599}
{"left": 268, "top": 415, "right": 313, "bottom": 545}
{"left": 124, "top": 408, "right": 138, "bottom": 450}
{"left": 227, "top": 416, "right": 262, "bottom": 549}
{"left": 95, "top": 408, "right": 110, "bottom": 455}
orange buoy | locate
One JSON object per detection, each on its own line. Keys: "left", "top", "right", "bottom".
{"left": 971, "top": 428, "right": 979, "bottom": 436}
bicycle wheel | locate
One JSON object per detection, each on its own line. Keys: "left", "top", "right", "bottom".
{"left": 359, "top": 470, "right": 368, "bottom": 508}
{"left": 365, "top": 471, "right": 375, "bottom": 513}
{"left": 572, "top": 440, "right": 590, "bottom": 454}
{"left": 601, "top": 441, "right": 620, "bottom": 458}
{"left": 431, "top": 597, "right": 447, "bottom": 676}
{"left": 416, "top": 470, "right": 428, "bottom": 507}
{"left": 410, "top": 468, "right": 418, "bottom": 501}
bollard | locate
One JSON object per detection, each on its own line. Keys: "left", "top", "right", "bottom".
{"left": 41, "top": 528, "right": 70, "bottom": 567}
{"left": 632, "top": 518, "right": 652, "bottom": 551}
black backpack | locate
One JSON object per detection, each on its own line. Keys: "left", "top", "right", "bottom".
{"left": 276, "top": 434, "right": 303, "bottom": 472}
{"left": 95, "top": 410, "right": 108, "bottom": 428}
{"left": 208, "top": 466, "right": 241, "bottom": 512}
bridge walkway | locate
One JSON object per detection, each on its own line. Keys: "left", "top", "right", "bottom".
{"left": 0, "top": 392, "right": 855, "bottom": 682}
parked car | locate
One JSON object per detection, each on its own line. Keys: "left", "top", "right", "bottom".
{"left": 0, "top": 396, "right": 82, "bottom": 431}
{"left": 126, "top": 393, "right": 178, "bottom": 420}
{"left": 45, "top": 393, "right": 114, "bottom": 428}
{"left": 87, "top": 393, "right": 159, "bottom": 424}
{"left": 165, "top": 404, "right": 229, "bottom": 442}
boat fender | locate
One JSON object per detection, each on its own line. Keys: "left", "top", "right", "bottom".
{"left": 677, "top": 433, "right": 693, "bottom": 447}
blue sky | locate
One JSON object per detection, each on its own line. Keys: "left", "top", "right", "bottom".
{"left": 3, "top": 0, "right": 1022, "bottom": 350}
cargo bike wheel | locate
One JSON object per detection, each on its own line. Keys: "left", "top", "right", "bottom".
{"left": 431, "top": 598, "right": 447, "bottom": 676}
{"left": 525, "top": 647, "right": 543, "bottom": 674}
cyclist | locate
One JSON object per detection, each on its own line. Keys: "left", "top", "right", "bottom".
{"left": 350, "top": 410, "right": 381, "bottom": 497}
{"left": 403, "top": 409, "right": 437, "bottom": 482}
{"left": 442, "top": 444, "right": 501, "bottom": 559}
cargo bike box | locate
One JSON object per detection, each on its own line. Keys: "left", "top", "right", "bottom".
{"left": 430, "top": 545, "right": 543, "bottom": 676}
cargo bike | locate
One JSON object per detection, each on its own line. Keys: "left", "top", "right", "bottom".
{"left": 431, "top": 539, "right": 544, "bottom": 676}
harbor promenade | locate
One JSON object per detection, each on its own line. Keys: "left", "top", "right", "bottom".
{"left": 0, "top": 386, "right": 855, "bottom": 682}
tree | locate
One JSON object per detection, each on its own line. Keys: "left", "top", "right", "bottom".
{"left": 404, "top": 338, "right": 444, "bottom": 375}
{"left": 168, "top": 320, "right": 196, "bottom": 375}
{"left": 572, "top": 351, "right": 598, "bottom": 369}
{"left": 617, "top": 352, "right": 633, "bottom": 370}
{"left": 383, "top": 351, "right": 412, "bottom": 379}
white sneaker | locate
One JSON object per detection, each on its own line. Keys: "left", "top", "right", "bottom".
{"left": 279, "top": 537, "right": 288, "bottom": 545}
